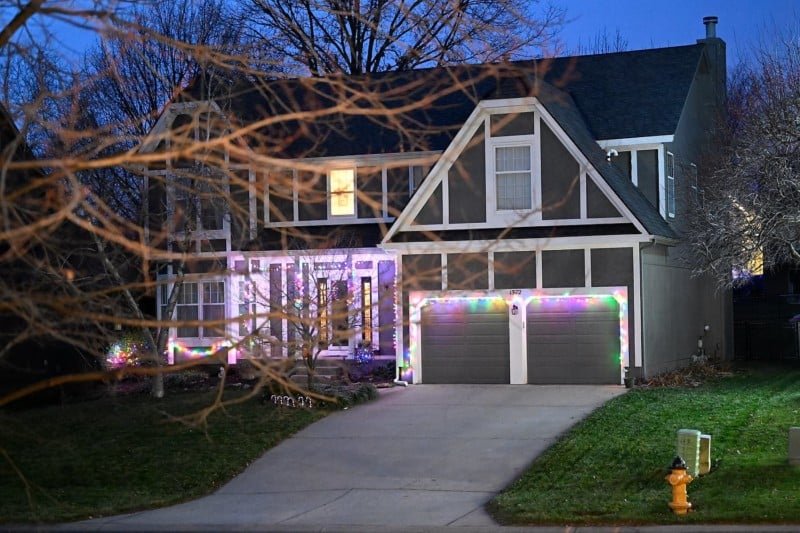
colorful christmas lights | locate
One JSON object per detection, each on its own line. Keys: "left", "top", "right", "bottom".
{"left": 167, "top": 338, "right": 233, "bottom": 363}
{"left": 407, "top": 288, "right": 630, "bottom": 383}
{"left": 105, "top": 332, "right": 154, "bottom": 368}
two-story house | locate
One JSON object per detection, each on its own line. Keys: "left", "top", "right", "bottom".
{"left": 144, "top": 17, "right": 731, "bottom": 384}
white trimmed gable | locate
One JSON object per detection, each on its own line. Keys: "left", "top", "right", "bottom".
{"left": 383, "top": 98, "right": 648, "bottom": 243}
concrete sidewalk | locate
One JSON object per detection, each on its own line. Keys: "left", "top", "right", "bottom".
{"left": 58, "top": 384, "right": 629, "bottom": 531}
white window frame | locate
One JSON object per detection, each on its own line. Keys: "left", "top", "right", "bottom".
{"left": 168, "top": 178, "right": 229, "bottom": 236}
{"left": 600, "top": 143, "right": 668, "bottom": 217}
{"left": 492, "top": 141, "right": 534, "bottom": 212}
{"left": 329, "top": 168, "right": 356, "bottom": 217}
{"left": 666, "top": 151, "right": 676, "bottom": 218}
{"left": 173, "top": 280, "right": 227, "bottom": 339}
{"left": 175, "top": 282, "right": 199, "bottom": 338}
{"left": 483, "top": 109, "right": 539, "bottom": 224}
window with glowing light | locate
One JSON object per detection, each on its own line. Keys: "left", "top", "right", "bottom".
{"left": 329, "top": 168, "right": 355, "bottom": 216}
{"left": 238, "top": 281, "right": 256, "bottom": 336}
{"left": 317, "top": 278, "right": 328, "bottom": 344}
{"left": 361, "top": 277, "right": 372, "bottom": 343}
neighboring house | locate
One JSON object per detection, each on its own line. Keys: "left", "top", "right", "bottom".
{"left": 144, "top": 17, "right": 731, "bottom": 384}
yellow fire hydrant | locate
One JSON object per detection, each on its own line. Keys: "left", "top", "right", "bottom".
{"left": 665, "top": 456, "right": 693, "bottom": 514}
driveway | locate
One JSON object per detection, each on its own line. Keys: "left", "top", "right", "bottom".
{"left": 66, "top": 384, "right": 625, "bottom": 531}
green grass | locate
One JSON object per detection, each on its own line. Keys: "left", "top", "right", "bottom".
{"left": 0, "top": 387, "right": 326, "bottom": 524}
{"left": 489, "top": 365, "right": 800, "bottom": 525}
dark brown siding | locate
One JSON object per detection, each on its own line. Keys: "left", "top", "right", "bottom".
{"left": 541, "top": 122, "right": 580, "bottom": 220}
{"left": 386, "top": 166, "right": 409, "bottom": 218}
{"left": 297, "top": 170, "right": 327, "bottom": 221}
{"left": 494, "top": 251, "right": 536, "bottom": 289}
{"left": 447, "top": 253, "right": 488, "bottom": 289}
{"left": 490, "top": 112, "right": 535, "bottom": 137}
{"left": 637, "top": 150, "right": 659, "bottom": 209}
{"left": 542, "top": 249, "right": 585, "bottom": 288}
{"left": 612, "top": 151, "right": 632, "bottom": 180}
{"left": 448, "top": 129, "right": 486, "bottom": 224}
{"left": 414, "top": 182, "right": 443, "bottom": 225}
{"left": 402, "top": 254, "right": 442, "bottom": 290}
{"left": 586, "top": 178, "right": 622, "bottom": 218}
{"left": 268, "top": 169, "right": 294, "bottom": 222}
{"left": 230, "top": 168, "right": 250, "bottom": 250}
{"left": 147, "top": 178, "right": 166, "bottom": 236}
{"left": 591, "top": 247, "right": 635, "bottom": 368}
{"left": 357, "top": 165, "right": 383, "bottom": 218}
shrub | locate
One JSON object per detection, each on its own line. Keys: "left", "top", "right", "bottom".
{"left": 309, "top": 382, "right": 378, "bottom": 409}
{"left": 347, "top": 360, "right": 395, "bottom": 383}
{"left": 104, "top": 331, "right": 154, "bottom": 369}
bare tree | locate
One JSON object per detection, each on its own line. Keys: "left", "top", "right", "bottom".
{"left": 572, "top": 27, "right": 628, "bottom": 56}
{"left": 684, "top": 34, "right": 800, "bottom": 287}
{"left": 241, "top": 0, "right": 566, "bottom": 75}
{"left": 0, "top": 0, "right": 569, "bottom": 411}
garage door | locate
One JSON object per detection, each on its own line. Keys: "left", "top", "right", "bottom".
{"left": 527, "top": 297, "right": 620, "bottom": 384}
{"left": 420, "top": 299, "right": 509, "bottom": 383}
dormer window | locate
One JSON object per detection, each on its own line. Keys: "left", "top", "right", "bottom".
{"left": 330, "top": 168, "right": 355, "bottom": 216}
{"left": 495, "top": 145, "right": 533, "bottom": 210}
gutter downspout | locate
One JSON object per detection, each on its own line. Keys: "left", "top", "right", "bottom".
{"left": 638, "top": 237, "right": 658, "bottom": 380}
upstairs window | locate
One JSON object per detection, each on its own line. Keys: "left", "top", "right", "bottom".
{"left": 171, "top": 178, "right": 226, "bottom": 233}
{"left": 316, "top": 278, "right": 328, "bottom": 344}
{"left": 329, "top": 168, "right": 355, "bottom": 216}
{"left": 666, "top": 152, "right": 676, "bottom": 218}
{"left": 495, "top": 145, "right": 532, "bottom": 210}
{"left": 200, "top": 196, "right": 225, "bottom": 230}
{"left": 202, "top": 281, "right": 226, "bottom": 337}
{"left": 176, "top": 283, "right": 199, "bottom": 338}
{"left": 174, "top": 281, "right": 226, "bottom": 338}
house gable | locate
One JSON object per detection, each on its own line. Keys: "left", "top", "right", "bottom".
{"left": 387, "top": 97, "right": 647, "bottom": 242}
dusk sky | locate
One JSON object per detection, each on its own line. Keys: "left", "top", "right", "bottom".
{"left": 31, "top": 0, "right": 800, "bottom": 68}
{"left": 555, "top": 0, "right": 798, "bottom": 66}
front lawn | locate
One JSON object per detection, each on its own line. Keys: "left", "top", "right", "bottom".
{"left": 489, "top": 364, "right": 800, "bottom": 525}
{"left": 0, "top": 385, "right": 326, "bottom": 524}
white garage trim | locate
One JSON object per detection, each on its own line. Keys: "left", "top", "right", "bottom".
{"left": 408, "top": 287, "right": 628, "bottom": 384}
